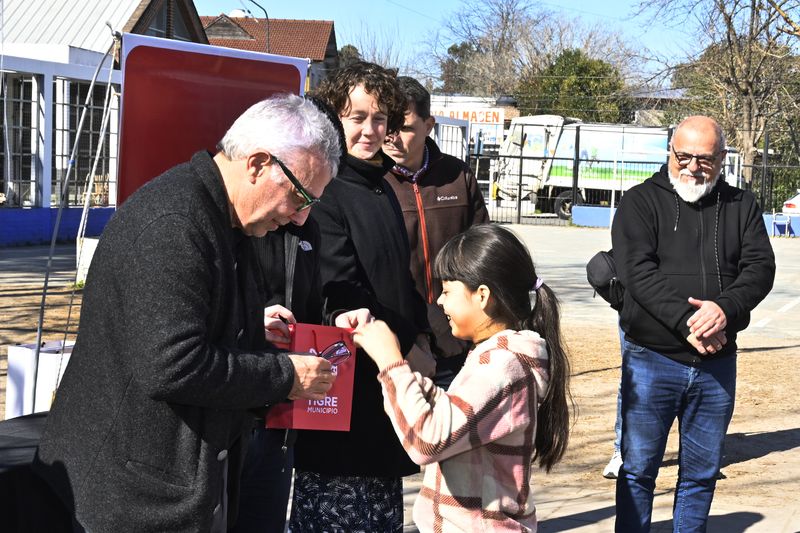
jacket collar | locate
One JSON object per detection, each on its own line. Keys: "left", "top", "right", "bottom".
{"left": 341, "top": 151, "right": 395, "bottom": 187}
{"left": 190, "top": 150, "right": 242, "bottom": 246}
{"left": 425, "top": 136, "right": 443, "bottom": 162}
{"left": 388, "top": 137, "right": 444, "bottom": 183}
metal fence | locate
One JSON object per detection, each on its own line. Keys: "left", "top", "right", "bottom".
{"left": 432, "top": 116, "right": 469, "bottom": 162}
{"left": 467, "top": 147, "right": 800, "bottom": 225}
{"left": 468, "top": 149, "right": 667, "bottom": 225}
{"left": 743, "top": 163, "right": 800, "bottom": 214}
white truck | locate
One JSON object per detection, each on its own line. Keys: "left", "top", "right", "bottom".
{"left": 493, "top": 115, "right": 670, "bottom": 218}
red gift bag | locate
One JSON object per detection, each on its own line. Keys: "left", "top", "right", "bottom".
{"left": 265, "top": 323, "right": 356, "bottom": 432}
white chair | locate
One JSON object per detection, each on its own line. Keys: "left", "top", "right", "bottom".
{"left": 772, "top": 212, "right": 792, "bottom": 237}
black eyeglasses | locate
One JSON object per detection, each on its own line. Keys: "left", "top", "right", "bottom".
{"left": 272, "top": 155, "right": 320, "bottom": 212}
{"left": 671, "top": 145, "right": 723, "bottom": 171}
{"left": 310, "top": 341, "right": 351, "bottom": 367}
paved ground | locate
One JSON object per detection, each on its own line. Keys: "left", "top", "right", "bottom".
{"left": 0, "top": 244, "right": 76, "bottom": 287}
{"left": 401, "top": 225, "right": 800, "bottom": 533}
{"left": 2, "top": 226, "right": 799, "bottom": 532}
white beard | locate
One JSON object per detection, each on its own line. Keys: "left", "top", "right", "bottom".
{"left": 669, "top": 170, "right": 718, "bottom": 203}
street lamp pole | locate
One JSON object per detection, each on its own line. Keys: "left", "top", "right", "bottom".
{"left": 247, "top": 0, "right": 270, "bottom": 54}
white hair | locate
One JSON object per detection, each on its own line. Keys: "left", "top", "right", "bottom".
{"left": 218, "top": 93, "right": 341, "bottom": 176}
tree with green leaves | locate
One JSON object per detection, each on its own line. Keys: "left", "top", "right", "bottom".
{"left": 338, "top": 44, "right": 361, "bottom": 69}
{"left": 438, "top": 42, "right": 477, "bottom": 94}
{"left": 515, "top": 49, "right": 632, "bottom": 122}
{"left": 434, "top": 0, "right": 642, "bottom": 97}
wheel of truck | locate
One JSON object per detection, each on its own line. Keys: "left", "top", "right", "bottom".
{"left": 554, "top": 191, "right": 584, "bottom": 220}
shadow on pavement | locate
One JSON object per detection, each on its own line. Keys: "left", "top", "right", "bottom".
{"left": 738, "top": 344, "right": 800, "bottom": 354}
{"left": 661, "top": 428, "right": 800, "bottom": 469}
{"left": 538, "top": 504, "right": 615, "bottom": 531}
{"left": 721, "top": 428, "right": 800, "bottom": 468}
{"left": 651, "top": 511, "right": 762, "bottom": 532}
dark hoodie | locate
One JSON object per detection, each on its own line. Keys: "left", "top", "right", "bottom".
{"left": 611, "top": 164, "right": 775, "bottom": 363}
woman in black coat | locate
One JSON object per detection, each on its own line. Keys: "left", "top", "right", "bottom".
{"left": 290, "top": 62, "right": 432, "bottom": 532}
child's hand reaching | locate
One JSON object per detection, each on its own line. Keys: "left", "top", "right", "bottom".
{"left": 353, "top": 320, "right": 403, "bottom": 371}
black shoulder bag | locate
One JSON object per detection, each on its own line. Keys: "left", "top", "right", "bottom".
{"left": 586, "top": 249, "right": 625, "bottom": 311}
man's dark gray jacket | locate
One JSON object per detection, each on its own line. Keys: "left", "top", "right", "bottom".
{"left": 612, "top": 165, "right": 775, "bottom": 363}
{"left": 33, "top": 151, "right": 296, "bottom": 531}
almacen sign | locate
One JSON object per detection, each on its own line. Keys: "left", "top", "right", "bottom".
{"left": 431, "top": 106, "right": 505, "bottom": 145}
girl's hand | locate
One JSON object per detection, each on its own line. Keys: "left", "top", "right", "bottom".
{"left": 353, "top": 320, "right": 403, "bottom": 370}
{"left": 335, "top": 308, "right": 374, "bottom": 329}
{"left": 264, "top": 305, "right": 295, "bottom": 345}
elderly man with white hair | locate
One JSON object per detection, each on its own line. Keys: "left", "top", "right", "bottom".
{"left": 33, "top": 94, "right": 347, "bottom": 532}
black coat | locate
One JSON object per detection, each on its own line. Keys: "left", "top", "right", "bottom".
{"left": 251, "top": 219, "right": 323, "bottom": 324}
{"left": 611, "top": 165, "right": 775, "bottom": 362}
{"left": 293, "top": 153, "right": 427, "bottom": 478}
{"left": 33, "top": 152, "right": 296, "bottom": 532}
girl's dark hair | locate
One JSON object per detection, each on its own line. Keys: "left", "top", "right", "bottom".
{"left": 433, "top": 223, "right": 571, "bottom": 471}
{"left": 311, "top": 61, "right": 406, "bottom": 134}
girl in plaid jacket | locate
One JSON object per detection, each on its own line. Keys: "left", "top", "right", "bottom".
{"left": 354, "top": 224, "right": 572, "bottom": 532}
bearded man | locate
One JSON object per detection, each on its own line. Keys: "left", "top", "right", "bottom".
{"left": 611, "top": 115, "right": 775, "bottom": 532}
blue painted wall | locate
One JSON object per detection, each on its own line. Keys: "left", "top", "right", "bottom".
{"left": 763, "top": 213, "right": 799, "bottom": 237}
{"left": 574, "top": 205, "right": 798, "bottom": 237}
{"left": 573, "top": 206, "right": 616, "bottom": 228}
{"left": 0, "top": 207, "right": 115, "bottom": 246}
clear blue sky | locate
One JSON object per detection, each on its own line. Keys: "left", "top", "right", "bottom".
{"left": 194, "top": 0, "right": 685, "bottom": 72}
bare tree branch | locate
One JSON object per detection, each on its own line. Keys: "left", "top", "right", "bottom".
{"left": 768, "top": 0, "right": 800, "bottom": 37}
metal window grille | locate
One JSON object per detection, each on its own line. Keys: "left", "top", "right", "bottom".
{"left": 0, "top": 74, "right": 37, "bottom": 207}
{"left": 51, "top": 78, "right": 119, "bottom": 207}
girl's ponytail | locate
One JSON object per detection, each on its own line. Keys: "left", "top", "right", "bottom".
{"left": 524, "top": 282, "right": 571, "bottom": 472}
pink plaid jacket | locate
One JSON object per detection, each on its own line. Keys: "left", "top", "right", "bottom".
{"left": 377, "top": 329, "right": 550, "bottom": 532}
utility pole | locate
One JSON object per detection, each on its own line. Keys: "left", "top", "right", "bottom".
{"left": 246, "top": 0, "right": 270, "bottom": 54}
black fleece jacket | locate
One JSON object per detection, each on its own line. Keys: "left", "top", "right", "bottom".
{"left": 293, "top": 152, "right": 426, "bottom": 478}
{"left": 611, "top": 165, "right": 775, "bottom": 363}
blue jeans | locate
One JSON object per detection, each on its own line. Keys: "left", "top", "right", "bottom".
{"left": 231, "top": 427, "right": 294, "bottom": 533}
{"left": 614, "top": 326, "right": 624, "bottom": 452}
{"left": 615, "top": 339, "right": 736, "bottom": 533}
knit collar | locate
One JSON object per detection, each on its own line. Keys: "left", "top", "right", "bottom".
{"left": 391, "top": 145, "right": 430, "bottom": 183}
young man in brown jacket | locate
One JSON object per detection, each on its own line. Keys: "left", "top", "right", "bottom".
{"left": 384, "top": 76, "right": 490, "bottom": 388}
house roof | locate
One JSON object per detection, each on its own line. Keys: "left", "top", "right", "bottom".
{"left": 201, "top": 15, "right": 335, "bottom": 61}
{"left": 1, "top": 0, "right": 208, "bottom": 53}
{"left": 1, "top": 0, "right": 145, "bottom": 53}
{"left": 629, "top": 87, "right": 687, "bottom": 100}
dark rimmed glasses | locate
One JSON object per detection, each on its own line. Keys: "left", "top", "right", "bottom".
{"left": 272, "top": 155, "right": 320, "bottom": 212}
{"left": 671, "top": 145, "right": 723, "bottom": 171}
{"left": 310, "top": 341, "right": 352, "bottom": 367}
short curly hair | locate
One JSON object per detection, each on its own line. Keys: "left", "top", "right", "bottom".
{"left": 312, "top": 61, "right": 406, "bottom": 135}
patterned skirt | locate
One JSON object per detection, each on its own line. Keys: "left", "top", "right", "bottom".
{"left": 288, "top": 470, "right": 403, "bottom": 532}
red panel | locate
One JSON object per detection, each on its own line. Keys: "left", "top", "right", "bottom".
{"left": 118, "top": 45, "right": 302, "bottom": 204}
